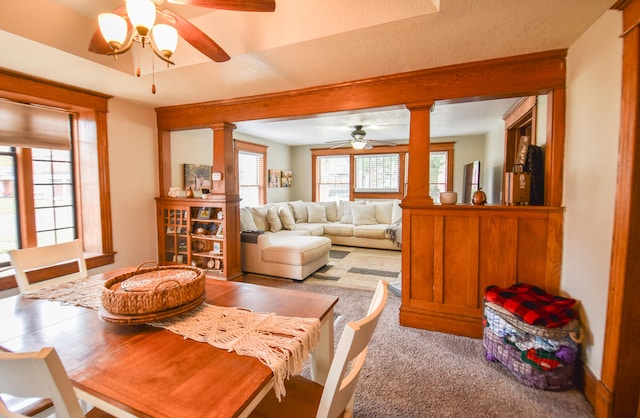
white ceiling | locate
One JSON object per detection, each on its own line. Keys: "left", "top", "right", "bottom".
{"left": 0, "top": 0, "right": 614, "bottom": 145}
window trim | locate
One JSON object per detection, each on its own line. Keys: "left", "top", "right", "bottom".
{"left": 234, "top": 139, "right": 267, "bottom": 206}
{"left": 430, "top": 142, "right": 455, "bottom": 193}
{"left": 0, "top": 69, "right": 114, "bottom": 291}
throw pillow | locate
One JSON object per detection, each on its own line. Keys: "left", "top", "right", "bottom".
{"left": 288, "top": 200, "right": 308, "bottom": 223}
{"left": 391, "top": 199, "right": 403, "bottom": 224}
{"left": 249, "top": 206, "right": 270, "bottom": 231}
{"left": 266, "top": 206, "right": 283, "bottom": 232}
{"left": 369, "top": 201, "right": 394, "bottom": 224}
{"left": 239, "top": 207, "right": 258, "bottom": 231}
{"left": 351, "top": 204, "right": 378, "bottom": 226}
{"left": 316, "top": 201, "right": 338, "bottom": 222}
{"left": 339, "top": 200, "right": 365, "bottom": 224}
{"left": 306, "top": 203, "right": 328, "bottom": 223}
{"left": 278, "top": 206, "right": 296, "bottom": 229}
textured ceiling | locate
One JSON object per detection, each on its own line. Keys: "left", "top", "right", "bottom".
{"left": 0, "top": 0, "right": 614, "bottom": 144}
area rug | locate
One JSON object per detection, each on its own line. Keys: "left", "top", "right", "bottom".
{"left": 305, "top": 245, "right": 401, "bottom": 291}
{"left": 242, "top": 277, "right": 595, "bottom": 418}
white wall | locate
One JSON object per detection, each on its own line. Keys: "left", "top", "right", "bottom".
{"left": 90, "top": 98, "right": 159, "bottom": 275}
{"left": 170, "top": 129, "right": 212, "bottom": 192}
{"left": 563, "top": 10, "right": 622, "bottom": 379}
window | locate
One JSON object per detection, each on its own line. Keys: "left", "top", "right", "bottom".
{"left": 235, "top": 140, "right": 266, "bottom": 207}
{"left": 429, "top": 143, "right": 454, "bottom": 203}
{"left": 0, "top": 69, "right": 114, "bottom": 286}
{"left": 312, "top": 142, "right": 453, "bottom": 202}
{"left": 316, "top": 155, "right": 349, "bottom": 201}
{"left": 354, "top": 154, "right": 400, "bottom": 193}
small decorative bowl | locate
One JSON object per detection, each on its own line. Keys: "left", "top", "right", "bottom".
{"left": 440, "top": 191, "right": 458, "bottom": 205}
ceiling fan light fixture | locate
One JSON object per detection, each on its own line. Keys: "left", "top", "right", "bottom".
{"left": 126, "top": 0, "right": 156, "bottom": 37}
{"left": 351, "top": 125, "right": 366, "bottom": 141}
{"left": 351, "top": 140, "right": 367, "bottom": 150}
{"left": 98, "top": 13, "right": 128, "bottom": 51}
{"left": 152, "top": 24, "right": 178, "bottom": 58}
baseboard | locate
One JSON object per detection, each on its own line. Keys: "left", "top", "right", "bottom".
{"left": 582, "top": 363, "right": 612, "bottom": 416}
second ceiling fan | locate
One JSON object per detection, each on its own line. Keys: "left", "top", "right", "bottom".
{"left": 327, "top": 125, "right": 398, "bottom": 150}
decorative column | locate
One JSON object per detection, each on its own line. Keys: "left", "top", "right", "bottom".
{"left": 404, "top": 102, "right": 435, "bottom": 206}
{"left": 210, "top": 122, "right": 237, "bottom": 198}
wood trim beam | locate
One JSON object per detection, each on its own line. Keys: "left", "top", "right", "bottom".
{"left": 155, "top": 50, "right": 567, "bottom": 131}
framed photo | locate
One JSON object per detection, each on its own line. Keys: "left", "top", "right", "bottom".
{"left": 197, "top": 207, "right": 212, "bottom": 220}
{"left": 184, "top": 164, "right": 212, "bottom": 191}
{"left": 166, "top": 226, "right": 175, "bottom": 233}
{"left": 268, "top": 169, "right": 281, "bottom": 188}
{"left": 200, "top": 188, "right": 210, "bottom": 196}
{"left": 281, "top": 170, "right": 292, "bottom": 187}
{"left": 216, "top": 224, "right": 224, "bottom": 238}
{"left": 212, "top": 242, "right": 221, "bottom": 255}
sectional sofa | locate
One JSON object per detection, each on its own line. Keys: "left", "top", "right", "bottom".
{"left": 239, "top": 200, "right": 402, "bottom": 280}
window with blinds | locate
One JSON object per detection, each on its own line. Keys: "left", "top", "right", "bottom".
{"left": 317, "top": 155, "right": 349, "bottom": 201}
{"left": 238, "top": 150, "right": 264, "bottom": 207}
{"left": 0, "top": 100, "right": 76, "bottom": 263}
{"left": 354, "top": 153, "right": 400, "bottom": 193}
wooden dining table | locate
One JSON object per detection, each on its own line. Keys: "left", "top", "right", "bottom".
{"left": 0, "top": 268, "right": 338, "bottom": 418}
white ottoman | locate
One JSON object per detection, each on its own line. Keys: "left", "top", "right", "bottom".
{"left": 241, "top": 233, "right": 331, "bottom": 281}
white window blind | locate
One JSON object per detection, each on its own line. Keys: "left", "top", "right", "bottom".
{"left": 238, "top": 151, "right": 263, "bottom": 207}
{"left": 354, "top": 153, "right": 399, "bottom": 192}
{"left": 317, "top": 155, "right": 349, "bottom": 201}
{"left": 0, "top": 99, "right": 71, "bottom": 150}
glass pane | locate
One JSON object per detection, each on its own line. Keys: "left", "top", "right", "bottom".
{"left": 31, "top": 148, "right": 52, "bottom": 159}
{"left": 53, "top": 184, "right": 73, "bottom": 206}
{"left": 37, "top": 230, "right": 56, "bottom": 247}
{"left": 33, "top": 160, "right": 53, "bottom": 184}
{"left": 317, "top": 155, "right": 349, "bottom": 202}
{"left": 51, "top": 149, "right": 71, "bottom": 162}
{"left": 35, "top": 207, "right": 55, "bottom": 231}
{"left": 0, "top": 154, "right": 18, "bottom": 263}
{"left": 55, "top": 228, "right": 75, "bottom": 243}
{"left": 55, "top": 206, "right": 74, "bottom": 229}
{"left": 52, "top": 162, "right": 72, "bottom": 184}
{"left": 34, "top": 184, "right": 53, "bottom": 208}
{"left": 240, "top": 186, "right": 259, "bottom": 207}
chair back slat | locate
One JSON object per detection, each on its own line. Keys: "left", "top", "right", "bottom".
{"left": 9, "top": 240, "right": 87, "bottom": 292}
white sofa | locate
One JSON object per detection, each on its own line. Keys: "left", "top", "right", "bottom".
{"left": 241, "top": 200, "right": 402, "bottom": 249}
{"left": 239, "top": 200, "right": 402, "bottom": 280}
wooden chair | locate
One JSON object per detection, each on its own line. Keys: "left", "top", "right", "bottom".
{"left": 250, "top": 280, "right": 389, "bottom": 418}
{"left": 9, "top": 239, "right": 87, "bottom": 292}
{"left": 0, "top": 347, "right": 111, "bottom": 418}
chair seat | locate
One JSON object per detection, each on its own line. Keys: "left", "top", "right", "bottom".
{"left": 250, "top": 375, "right": 328, "bottom": 418}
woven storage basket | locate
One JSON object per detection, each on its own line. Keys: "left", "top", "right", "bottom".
{"left": 101, "top": 261, "right": 205, "bottom": 315}
{"left": 482, "top": 301, "right": 581, "bottom": 391}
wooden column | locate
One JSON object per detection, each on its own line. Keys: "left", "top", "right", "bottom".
{"left": 210, "top": 122, "right": 237, "bottom": 197}
{"left": 600, "top": 1, "right": 640, "bottom": 416}
{"left": 404, "top": 102, "right": 434, "bottom": 206}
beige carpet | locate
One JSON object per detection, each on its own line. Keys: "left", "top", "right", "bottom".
{"left": 304, "top": 245, "right": 401, "bottom": 291}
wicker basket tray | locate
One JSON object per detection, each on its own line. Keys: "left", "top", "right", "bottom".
{"left": 101, "top": 261, "right": 205, "bottom": 315}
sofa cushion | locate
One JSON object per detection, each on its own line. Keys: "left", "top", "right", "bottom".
{"left": 307, "top": 203, "right": 328, "bottom": 223}
{"left": 266, "top": 206, "right": 283, "bottom": 232}
{"left": 339, "top": 200, "right": 365, "bottom": 224}
{"left": 368, "top": 201, "right": 394, "bottom": 224}
{"left": 323, "top": 222, "right": 354, "bottom": 237}
{"left": 316, "top": 201, "right": 338, "bottom": 222}
{"left": 262, "top": 236, "right": 331, "bottom": 266}
{"left": 240, "top": 207, "right": 258, "bottom": 231}
{"left": 278, "top": 206, "right": 296, "bottom": 229}
{"left": 250, "top": 206, "right": 270, "bottom": 231}
{"left": 288, "top": 200, "right": 308, "bottom": 223}
{"left": 353, "top": 224, "right": 389, "bottom": 239}
{"left": 292, "top": 223, "right": 325, "bottom": 236}
{"left": 352, "top": 204, "right": 377, "bottom": 226}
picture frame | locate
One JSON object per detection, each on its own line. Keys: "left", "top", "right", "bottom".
{"left": 212, "top": 242, "right": 221, "bottom": 255}
{"left": 184, "top": 164, "right": 212, "bottom": 191}
{"left": 197, "top": 207, "right": 212, "bottom": 220}
{"left": 281, "top": 170, "right": 292, "bottom": 187}
{"left": 216, "top": 224, "right": 224, "bottom": 238}
{"left": 166, "top": 226, "right": 175, "bottom": 233}
{"left": 268, "top": 169, "right": 281, "bottom": 188}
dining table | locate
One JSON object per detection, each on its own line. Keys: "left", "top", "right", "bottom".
{"left": 0, "top": 268, "right": 338, "bottom": 418}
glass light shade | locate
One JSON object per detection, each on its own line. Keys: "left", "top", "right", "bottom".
{"left": 152, "top": 24, "right": 178, "bottom": 57}
{"left": 352, "top": 141, "right": 367, "bottom": 150}
{"left": 98, "top": 13, "right": 128, "bottom": 49}
{"left": 126, "top": 0, "right": 156, "bottom": 36}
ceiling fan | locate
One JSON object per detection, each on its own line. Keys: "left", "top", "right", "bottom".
{"left": 326, "top": 125, "right": 398, "bottom": 150}
{"left": 88, "top": 0, "right": 275, "bottom": 91}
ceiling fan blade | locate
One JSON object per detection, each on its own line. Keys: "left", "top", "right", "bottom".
{"left": 158, "top": 10, "right": 230, "bottom": 62}
{"left": 369, "top": 140, "right": 398, "bottom": 146}
{"left": 330, "top": 142, "right": 350, "bottom": 149}
{"left": 168, "top": 0, "right": 276, "bottom": 12}
{"left": 364, "top": 143, "right": 374, "bottom": 150}
{"left": 88, "top": 6, "right": 130, "bottom": 55}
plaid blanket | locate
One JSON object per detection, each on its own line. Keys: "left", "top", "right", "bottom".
{"left": 484, "top": 283, "right": 578, "bottom": 328}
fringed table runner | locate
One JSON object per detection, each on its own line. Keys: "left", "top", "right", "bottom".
{"left": 22, "top": 277, "right": 321, "bottom": 400}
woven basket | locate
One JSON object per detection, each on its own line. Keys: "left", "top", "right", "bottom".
{"left": 101, "top": 261, "right": 205, "bottom": 315}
